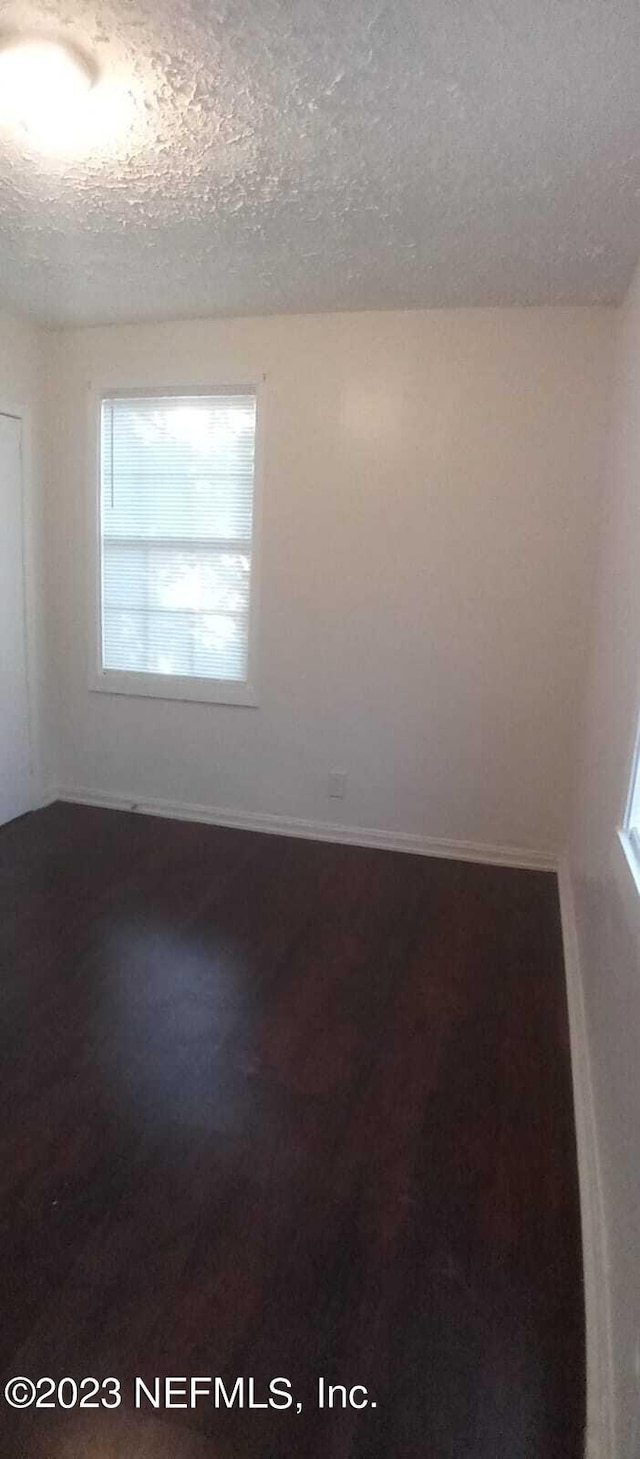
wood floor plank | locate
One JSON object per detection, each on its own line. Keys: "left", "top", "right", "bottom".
{"left": 0, "top": 804, "right": 583, "bottom": 1457}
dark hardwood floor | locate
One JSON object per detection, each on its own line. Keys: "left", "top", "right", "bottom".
{"left": 0, "top": 802, "right": 583, "bottom": 1458}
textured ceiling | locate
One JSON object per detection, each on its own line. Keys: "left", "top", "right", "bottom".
{"left": 0, "top": 0, "right": 639, "bottom": 326}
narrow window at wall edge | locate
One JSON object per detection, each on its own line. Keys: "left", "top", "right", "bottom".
{"left": 91, "top": 386, "right": 261, "bottom": 707}
{"left": 620, "top": 714, "right": 640, "bottom": 893}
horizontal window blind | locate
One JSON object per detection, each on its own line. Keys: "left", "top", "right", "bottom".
{"left": 100, "top": 393, "right": 257, "bottom": 683}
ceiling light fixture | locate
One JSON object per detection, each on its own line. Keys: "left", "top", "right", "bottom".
{"left": 0, "top": 36, "right": 96, "bottom": 153}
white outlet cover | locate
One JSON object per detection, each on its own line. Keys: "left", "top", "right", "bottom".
{"left": 328, "top": 772, "right": 347, "bottom": 800}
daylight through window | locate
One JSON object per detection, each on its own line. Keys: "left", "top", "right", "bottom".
{"left": 98, "top": 391, "right": 258, "bottom": 701}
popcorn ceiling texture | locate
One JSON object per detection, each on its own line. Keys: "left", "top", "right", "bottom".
{"left": 0, "top": 0, "right": 639, "bottom": 325}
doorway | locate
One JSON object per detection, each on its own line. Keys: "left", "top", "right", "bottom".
{"left": 0, "top": 411, "right": 32, "bottom": 826}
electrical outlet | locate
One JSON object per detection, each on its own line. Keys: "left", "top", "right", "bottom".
{"left": 328, "top": 771, "right": 347, "bottom": 800}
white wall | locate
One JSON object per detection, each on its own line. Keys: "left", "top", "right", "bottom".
{"left": 0, "top": 311, "right": 48, "bottom": 804}
{"left": 566, "top": 265, "right": 640, "bottom": 1457}
{"left": 44, "top": 306, "right": 614, "bottom": 857}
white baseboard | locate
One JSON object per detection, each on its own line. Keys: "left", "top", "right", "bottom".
{"left": 41, "top": 785, "right": 556, "bottom": 871}
{"left": 558, "top": 857, "right": 614, "bottom": 1459}
{"left": 38, "top": 788, "right": 60, "bottom": 810}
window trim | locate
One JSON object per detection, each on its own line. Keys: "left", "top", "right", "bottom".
{"left": 88, "top": 380, "right": 264, "bottom": 707}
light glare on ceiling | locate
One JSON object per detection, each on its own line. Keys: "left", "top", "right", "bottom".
{"left": 0, "top": 38, "right": 95, "bottom": 153}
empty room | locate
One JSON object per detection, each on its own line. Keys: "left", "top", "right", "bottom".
{"left": 0, "top": 3, "right": 639, "bottom": 1456}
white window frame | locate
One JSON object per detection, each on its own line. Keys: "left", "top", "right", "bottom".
{"left": 88, "top": 380, "right": 264, "bottom": 707}
{"left": 619, "top": 701, "right": 640, "bottom": 895}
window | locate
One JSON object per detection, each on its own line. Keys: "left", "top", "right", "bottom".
{"left": 620, "top": 717, "right": 640, "bottom": 893}
{"left": 93, "top": 388, "right": 260, "bottom": 705}
{"left": 627, "top": 765, "right": 640, "bottom": 846}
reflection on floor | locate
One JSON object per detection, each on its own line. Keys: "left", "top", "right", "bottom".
{"left": 0, "top": 802, "right": 583, "bottom": 1457}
